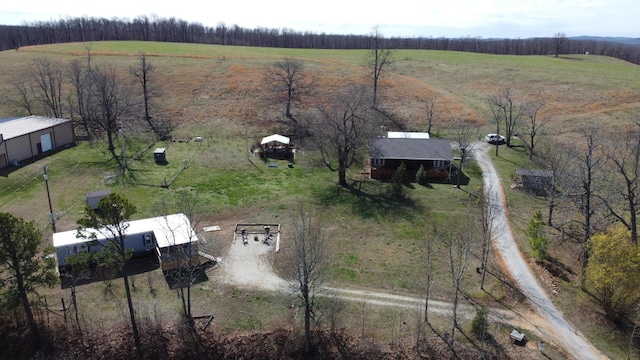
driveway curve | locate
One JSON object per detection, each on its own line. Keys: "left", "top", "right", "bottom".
{"left": 474, "top": 142, "right": 607, "bottom": 360}
{"left": 215, "top": 143, "right": 608, "bottom": 359}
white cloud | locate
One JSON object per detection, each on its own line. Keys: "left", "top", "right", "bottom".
{"left": 1, "top": 0, "right": 638, "bottom": 38}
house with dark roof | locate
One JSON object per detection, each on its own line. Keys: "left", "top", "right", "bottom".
{"left": 0, "top": 116, "right": 74, "bottom": 169}
{"left": 368, "top": 137, "right": 453, "bottom": 180}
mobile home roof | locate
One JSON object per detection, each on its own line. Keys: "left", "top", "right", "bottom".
{"left": 52, "top": 213, "right": 196, "bottom": 249}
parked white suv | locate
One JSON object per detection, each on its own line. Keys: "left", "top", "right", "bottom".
{"left": 485, "top": 134, "right": 506, "bottom": 145}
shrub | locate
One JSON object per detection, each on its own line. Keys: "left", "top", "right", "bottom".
{"left": 388, "top": 162, "right": 407, "bottom": 197}
{"left": 471, "top": 306, "right": 489, "bottom": 340}
{"left": 415, "top": 164, "right": 427, "bottom": 185}
{"left": 527, "top": 211, "right": 548, "bottom": 261}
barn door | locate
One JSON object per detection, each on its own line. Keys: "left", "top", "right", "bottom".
{"left": 40, "top": 133, "right": 53, "bottom": 152}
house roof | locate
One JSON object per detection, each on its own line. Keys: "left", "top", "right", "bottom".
{"left": 261, "top": 134, "right": 290, "bottom": 145}
{"left": 369, "top": 138, "right": 453, "bottom": 161}
{"left": 387, "top": 131, "right": 430, "bottom": 139}
{"left": 0, "top": 116, "right": 70, "bottom": 140}
{"left": 53, "top": 213, "right": 197, "bottom": 249}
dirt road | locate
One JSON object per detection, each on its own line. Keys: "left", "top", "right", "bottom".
{"left": 216, "top": 143, "right": 607, "bottom": 359}
{"left": 474, "top": 142, "right": 607, "bottom": 360}
{"left": 219, "top": 236, "right": 553, "bottom": 337}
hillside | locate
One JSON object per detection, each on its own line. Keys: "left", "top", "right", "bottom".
{"left": 1, "top": 42, "right": 640, "bottom": 359}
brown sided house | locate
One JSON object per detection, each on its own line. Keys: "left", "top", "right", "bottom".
{"left": 369, "top": 137, "right": 453, "bottom": 180}
{"left": 0, "top": 116, "right": 74, "bottom": 169}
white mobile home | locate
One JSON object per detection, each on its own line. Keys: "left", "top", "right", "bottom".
{"left": 53, "top": 213, "right": 198, "bottom": 272}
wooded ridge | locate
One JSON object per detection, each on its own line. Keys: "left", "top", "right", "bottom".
{"left": 1, "top": 16, "right": 640, "bottom": 64}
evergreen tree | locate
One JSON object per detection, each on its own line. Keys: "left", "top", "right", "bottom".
{"left": 471, "top": 306, "right": 489, "bottom": 340}
{"left": 0, "top": 213, "right": 58, "bottom": 337}
{"left": 388, "top": 162, "right": 407, "bottom": 197}
{"left": 415, "top": 164, "right": 427, "bottom": 185}
{"left": 527, "top": 210, "right": 548, "bottom": 261}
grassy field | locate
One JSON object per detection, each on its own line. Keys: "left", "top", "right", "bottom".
{"left": 2, "top": 41, "right": 640, "bottom": 358}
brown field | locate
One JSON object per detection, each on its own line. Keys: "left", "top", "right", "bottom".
{"left": 1, "top": 42, "right": 640, "bottom": 359}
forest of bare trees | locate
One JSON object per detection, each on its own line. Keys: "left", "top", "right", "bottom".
{"left": 1, "top": 16, "right": 640, "bottom": 64}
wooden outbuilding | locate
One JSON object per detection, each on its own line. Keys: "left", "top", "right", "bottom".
{"left": 514, "top": 168, "right": 553, "bottom": 193}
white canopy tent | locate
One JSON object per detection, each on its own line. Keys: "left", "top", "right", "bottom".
{"left": 260, "top": 134, "right": 290, "bottom": 145}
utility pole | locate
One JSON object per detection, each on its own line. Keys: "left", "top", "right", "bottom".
{"left": 43, "top": 165, "right": 56, "bottom": 232}
{"left": 246, "top": 126, "right": 249, "bottom": 160}
{"left": 119, "top": 127, "right": 126, "bottom": 175}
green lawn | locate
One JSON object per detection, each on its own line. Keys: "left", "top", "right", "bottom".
{"left": 2, "top": 41, "right": 639, "bottom": 358}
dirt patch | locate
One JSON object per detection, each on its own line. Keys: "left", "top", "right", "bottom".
{"left": 220, "top": 232, "right": 286, "bottom": 291}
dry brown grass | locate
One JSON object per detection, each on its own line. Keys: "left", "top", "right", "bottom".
{"left": 2, "top": 42, "right": 640, "bottom": 358}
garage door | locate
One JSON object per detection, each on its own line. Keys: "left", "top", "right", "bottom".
{"left": 40, "top": 133, "right": 53, "bottom": 152}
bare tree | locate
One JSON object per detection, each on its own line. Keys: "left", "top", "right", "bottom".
{"left": 67, "top": 59, "right": 93, "bottom": 139}
{"left": 85, "top": 43, "right": 93, "bottom": 72}
{"left": 449, "top": 118, "right": 477, "bottom": 188}
{"left": 87, "top": 66, "right": 135, "bottom": 167}
{"left": 366, "top": 26, "right": 392, "bottom": 110}
{"left": 130, "top": 52, "right": 168, "bottom": 138}
{"left": 443, "top": 219, "right": 478, "bottom": 358}
{"left": 488, "top": 88, "right": 522, "bottom": 148}
{"left": 5, "top": 58, "right": 65, "bottom": 118}
{"left": 153, "top": 190, "right": 204, "bottom": 322}
{"left": 284, "top": 204, "right": 326, "bottom": 354}
{"left": 310, "top": 86, "right": 374, "bottom": 186}
{"left": 424, "top": 99, "right": 436, "bottom": 135}
{"left": 31, "top": 57, "right": 65, "bottom": 118}
{"left": 569, "top": 126, "right": 608, "bottom": 268}
{"left": 521, "top": 100, "right": 550, "bottom": 159}
{"left": 534, "top": 140, "right": 573, "bottom": 227}
{"left": 423, "top": 226, "right": 439, "bottom": 323}
{"left": 265, "top": 57, "right": 314, "bottom": 123}
{"left": 477, "top": 183, "right": 500, "bottom": 290}
{"left": 553, "top": 32, "right": 568, "bottom": 58}
{"left": 601, "top": 124, "right": 640, "bottom": 244}
{"left": 5, "top": 74, "right": 36, "bottom": 115}
{"left": 76, "top": 193, "right": 142, "bottom": 357}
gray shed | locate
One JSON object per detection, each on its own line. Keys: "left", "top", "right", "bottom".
{"left": 86, "top": 190, "right": 111, "bottom": 209}
{"left": 514, "top": 168, "right": 553, "bottom": 192}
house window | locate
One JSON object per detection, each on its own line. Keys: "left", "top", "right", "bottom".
{"left": 373, "top": 158, "right": 385, "bottom": 167}
{"left": 144, "top": 234, "right": 153, "bottom": 246}
{"left": 433, "top": 159, "right": 445, "bottom": 168}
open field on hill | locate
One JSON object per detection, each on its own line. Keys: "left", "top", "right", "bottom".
{"left": 2, "top": 41, "right": 640, "bottom": 358}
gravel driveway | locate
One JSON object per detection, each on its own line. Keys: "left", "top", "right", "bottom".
{"left": 474, "top": 142, "right": 607, "bottom": 360}
{"left": 215, "top": 143, "right": 608, "bottom": 359}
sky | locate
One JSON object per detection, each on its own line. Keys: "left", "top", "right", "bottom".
{"left": 1, "top": 0, "right": 638, "bottom": 39}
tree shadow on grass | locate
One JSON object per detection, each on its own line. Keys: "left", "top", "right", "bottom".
{"left": 163, "top": 267, "right": 210, "bottom": 290}
{"left": 540, "top": 256, "right": 575, "bottom": 282}
{"left": 458, "top": 326, "right": 511, "bottom": 360}
{"left": 312, "top": 180, "right": 424, "bottom": 220}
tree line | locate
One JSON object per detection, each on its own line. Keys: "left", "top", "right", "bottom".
{"left": 2, "top": 16, "right": 640, "bottom": 64}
